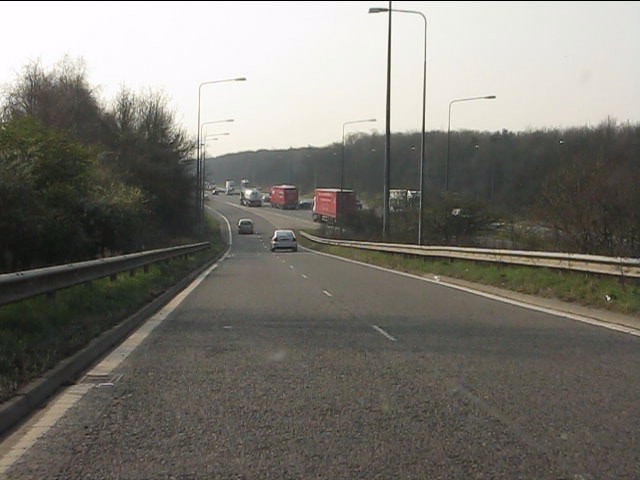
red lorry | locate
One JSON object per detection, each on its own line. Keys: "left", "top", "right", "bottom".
{"left": 270, "top": 185, "right": 299, "bottom": 209}
{"left": 312, "top": 188, "right": 357, "bottom": 224}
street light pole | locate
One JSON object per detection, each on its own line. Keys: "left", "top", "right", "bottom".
{"left": 341, "top": 118, "right": 376, "bottom": 192}
{"left": 202, "top": 132, "right": 230, "bottom": 160}
{"left": 201, "top": 132, "right": 230, "bottom": 196}
{"left": 446, "top": 95, "right": 495, "bottom": 193}
{"left": 200, "top": 119, "right": 234, "bottom": 142}
{"left": 370, "top": 5, "right": 427, "bottom": 245}
{"left": 201, "top": 137, "right": 218, "bottom": 166}
{"left": 384, "top": 1, "right": 392, "bottom": 241}
{"left": 196, "top": 77, "right": 245, "bottom": 229}
{"left": 417, "top": 13, "right": 427, "bottom": 246}
{"left": 369, "top": 2, "right": 427, "bottom": 245}
{"left": 367, "top": 3, "right": 393, "bottom": 240}
{"left": 199, "top": 119, "right": 234, "bottom": 214}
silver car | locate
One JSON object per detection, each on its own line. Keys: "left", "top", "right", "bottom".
{"left": 237, "top": 218, "right": 254, "bottom": 234}
{"left": 270, "top": 229, "right": 297, "bottom": 252}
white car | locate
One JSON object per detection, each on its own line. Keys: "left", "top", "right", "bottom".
{"left": 270, "top": 229, "right": 297, "bottom": 252}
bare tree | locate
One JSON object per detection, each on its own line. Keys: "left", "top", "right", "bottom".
{"left": 108, "top": 87, "right": 195, "bottom": 235}
{"left": 1, "top": 56, "right": 108, "bottom": 144}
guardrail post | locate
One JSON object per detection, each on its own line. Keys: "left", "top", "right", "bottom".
{"left": 110, "top": 274, "right": 117, "bottom": 282}
{"left": 617, "top": 259, "right": 626, "bottom": 290}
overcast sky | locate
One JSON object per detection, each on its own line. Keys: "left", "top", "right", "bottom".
{"left": 2, "top": 1, "right": 639, "bottom": 156}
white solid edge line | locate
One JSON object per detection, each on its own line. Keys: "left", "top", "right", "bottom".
{"left": 2, "top": 206, "right": 239, "bottom": 471}
{"left": 0, "top": 237, "right": 233, "bottom": 473}
{"left": 206, "top": 204, "right": 233, "bottom": 246}
{"left": 300, "top": 246, "right": 640, "bottom": 338}
{"left": 211, "top": 201, "right": 639, "bottom": 339}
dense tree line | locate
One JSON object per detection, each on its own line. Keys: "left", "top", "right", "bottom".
{"left": 1, "top": 56, "right": 637, "bottom": 268}
{"left": 210, "top": 119, "right": 640, "bottom": 256}
{"left": 0, "top": 58, "right": 195, "bottom": 273}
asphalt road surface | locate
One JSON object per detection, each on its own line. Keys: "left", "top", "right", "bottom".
{"left": 1, "top": 197, "right": 638, "bottom": 479}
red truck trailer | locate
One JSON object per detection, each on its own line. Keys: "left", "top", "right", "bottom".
{"left": 312, "top": 188, "right": 357, "bottom": 224}
{"left": 270, "top": 185, "right": 298, "bottom": 209}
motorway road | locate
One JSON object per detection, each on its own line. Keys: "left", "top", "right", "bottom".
{"left": 1, "top": 197, "right": 639, "bottom": 479}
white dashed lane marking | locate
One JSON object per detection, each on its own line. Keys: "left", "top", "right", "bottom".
{"left": 372, "top": 325, "right": 397, "bottom": 342}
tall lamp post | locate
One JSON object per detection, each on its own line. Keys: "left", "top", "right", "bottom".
{"left": 201, "top": 132, "right": 230, "bottom": 192}
{"left": 200, "top": 119, "right": 233, "bottom": 203}
{"left": 366, "top": 2, "right": 392, "bottom": 240}
{"left": 446, "top": 95, "right": 495, "bottom": 193}
{"left": 311, "top": 154, "right": 317, "bottom": 190}
{"left": 201, "top": 137, "right": 219, "bottom": 174}
{"left": 369, "top": 6, "right": 426, "bottom": 245}
{"left": 201, "top": 133, "right": 231, "bottom": 169}
{"left": 200, "top": 119, "right": 234, "bottom": 142}
{"left": 196, "top": 77, "right": 245, "bottom": 228}
{"left": 341, "top": 118, "right": 376, "bottom": 192}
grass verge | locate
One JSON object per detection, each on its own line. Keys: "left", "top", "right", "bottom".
{"left": 0, "top": 216, "right": 227, "bottom": 403}
{"left": 298, "top": 232, "right": 640, "bottom": 318}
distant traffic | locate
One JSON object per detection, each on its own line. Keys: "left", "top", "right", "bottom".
{"left": 208, "top": 178, "right": 363, "bottom": 226}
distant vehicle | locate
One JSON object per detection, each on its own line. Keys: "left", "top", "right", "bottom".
{"left": 237, "top": 218, "right": 254, "bottom": 234}
{"left": 225, "top": 180, "right": 236, "bottom": 195}
{"left": 261, "top": 193, "right": 271, "bottom": 204}
{"left": 240, "top": 179, "right": 250, "bottom": 189}
{"left": 270, "top": 185, "right": 298, "bottom": 210}
{"left": 407, "top": 190, "right": 420, "bottom": 207}
{"left": 240, "top": 187, "right": 262, "bottom": 207}
{"left": 390, "top": 189, "right": 408, "bottom": 211}
{"left": 203, "top": 192, "right": 210, "bottom": 202}
{"left": 451, "top": 208, "right": 472, "bottom": 218}
{"left": 298, "top": 199, "right": 313, "bottom": 210}
{"left": 270, "top": 229, "right": 297, "bottom": 252}
{"left": 312, "top": 188, "right": 356, "bottom": 224}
